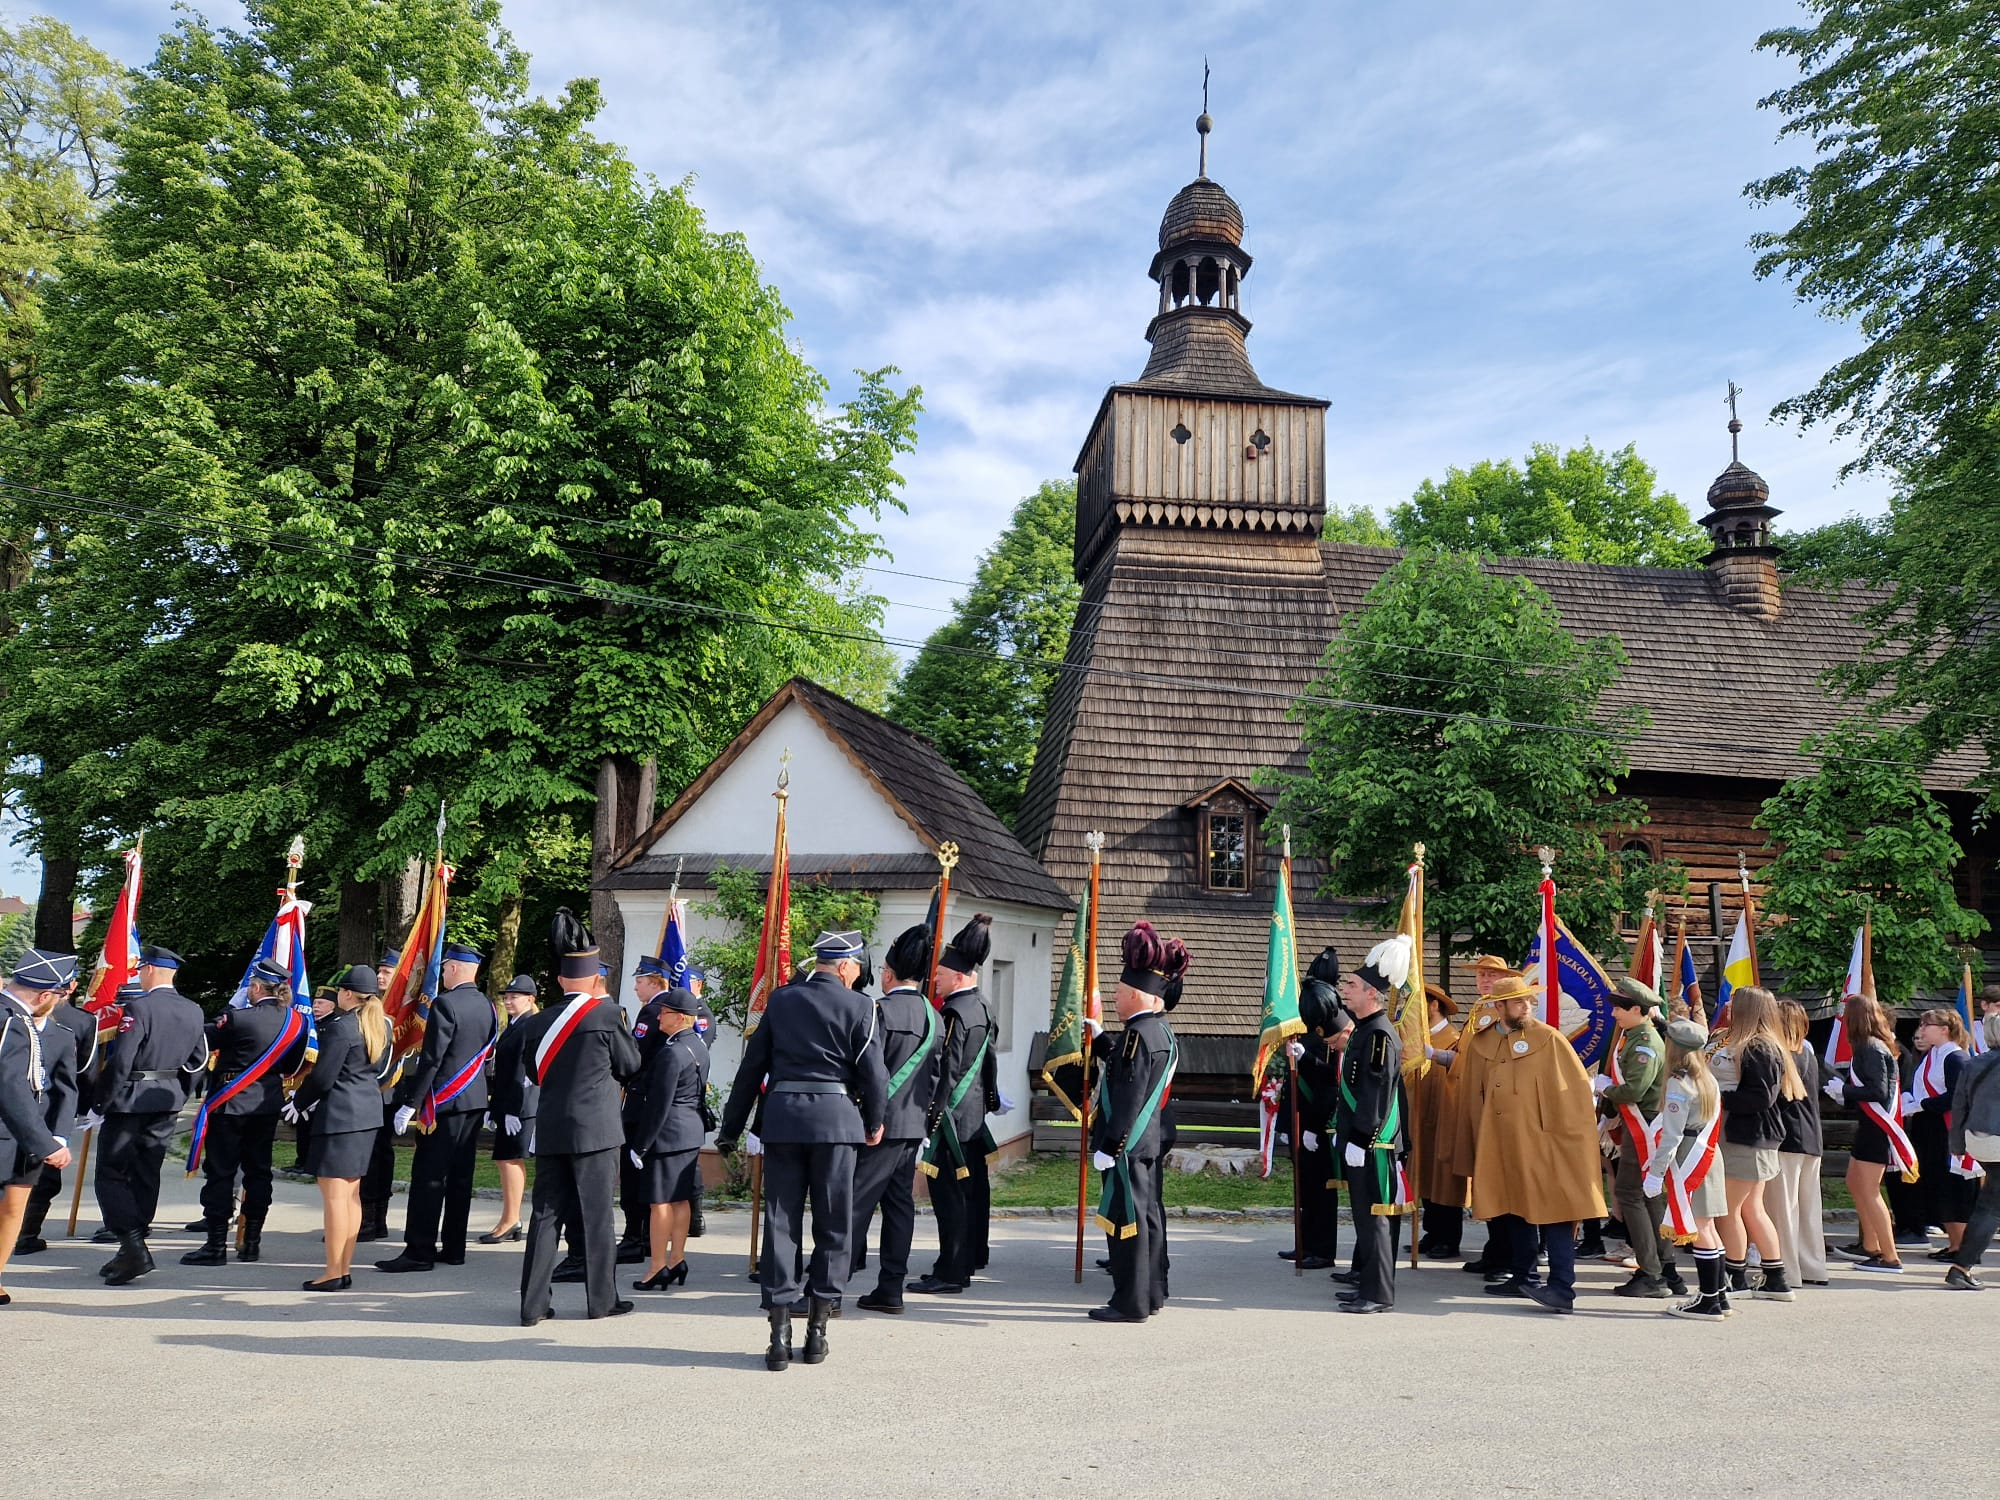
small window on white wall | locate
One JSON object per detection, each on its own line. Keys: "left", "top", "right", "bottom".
{"left": 989, "top": 958, "right": 1016, "bottom": 1052}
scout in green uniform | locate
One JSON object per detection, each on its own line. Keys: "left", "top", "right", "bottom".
{"left": 1596, "top": 976, "right": 1678, "bottom": 1297}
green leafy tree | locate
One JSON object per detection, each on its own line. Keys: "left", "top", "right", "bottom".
{"left": 1755, "top": 723, "right": 1986, "bottom": 1003}
{"left": 1774, "top": 513, "right": 1886, "bottom": 582}
{"left": 1271, "top": 549, "right": 1668, "bottom": 959}
{"left": 1323, "top": 504, "right": 1395, "bottom": 546}
{"left": 0, "top": 903, "right": 34, "bottom": 973}
{"left": 690, "top": 866, "right": 881, "bottom": 1031}
{"left": 0, "top": 0, "right": 914, "bottom": 991}
{"left": 1389, "top": 441, "right": 1706, "bottom": 567}
{"left": 888, "top": 480, "right": 1077, "bottom": 825}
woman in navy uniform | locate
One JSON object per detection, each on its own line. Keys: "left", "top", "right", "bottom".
{"left": 0, "top": 950, "right": 79, "bottom": 1304}
{"left": 292, "top": 965, "right": 393, "bottom": 1290}
{"left": 631, "top": 986, "right": 710, "bottom": 1290}
{"left": 357, "top": 949, "right": 401, "bottom": 1242}
{"left": 481, "top": 973, "right": 542, "bottom": 1243}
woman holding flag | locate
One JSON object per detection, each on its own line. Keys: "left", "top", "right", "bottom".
{"left": 1644, "top": 1017, "right": 1729, "bottom": 1320}
{"left": 1906, "top": 1009, "right": 1978, "bottom": 1263}
{"left": 1824, "top": 992, "right": 1910, "bottom": 1274}
{"left": 291, "top": 965, "right": 393, "bottom": 1291}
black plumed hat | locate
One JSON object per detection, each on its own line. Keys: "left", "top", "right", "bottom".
{"left": 551, "top": 907, "right": 598, "bottom": 982}
{"left": 884, "top": 923, "right": 932, "bottom": 985}
{"left": 1306, "top": 946, "right": 1341, "bottom": 987}
{"left": 938, "top": 913, "right": 992, "bottom": 976}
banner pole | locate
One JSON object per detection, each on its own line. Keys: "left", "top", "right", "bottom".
{"left": 1076, "top": 831, "right": 1102, "bottom": 1284}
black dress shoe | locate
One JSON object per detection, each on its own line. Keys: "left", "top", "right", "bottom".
{"left": 908, "top": 1276, "right": 965, "bottom": 1295}
{"left": 856, "top": 1289, "right": 905, "bottom": 1314}
{"left": 1522, "top": 1284, "right": 1575, "bottom": 1314}
{"left": 1338, "top": 1299, "right": 1391, "bottom": 1313}
{"left": 1336, "top": 1289, "right": 1364, "bottom": 1302}
{"left": 551, "top": 1255, "right": 586, "bottom": 1283}
{"left": 374, "top": 1254, "right": 436, "bottom": 1274}
{"left": 1485, "top": 1278, "right": 1530, "bottom": 1297}
{"left": 521, "top": 1304, "right": 554, "bottom": 1327}
{"left": 302, "top": 1276, "right": 347, "bottom": 1292}
{"left": 477, "top": 1225, "right": 523, "bottom": 1244}
{"left": 594, "top": 1299, "right": 635, "bottom": 1319}
{"left": 1461, "top": 1258, "right": 1496, "bottom": 1274}
{"left": 1329, "top": 1269, "right": 1360, "bottom": 1285}
{"left": 13, "top": 1235, "right": 47, "bottom": 1256}
{"left": 1088, "top": 1304, "right": 1145, "bottom": 1323}
{"left": 1297, "top": 1255, "right": 1336, "bottom": 1271}
{"left": 91, "top": 1227, "right": 119, "bottom": 1245}
{"left": 614, "top": 1240, "right": 647, "bottom": 1265}
{"left": 437, "top": 1253, "right": 465, "bottom": 1267}
{"left": 356, "top": 1224, "right": 388, "bottom": 1243}
{"left": 1095, "top": 1258, "right": 1111, "bottom": 1271}
{"left": 183, "top": 1219, "right": 208, "bottom": 1233}
{"left": 1277, "top": 1248, "right": 1298, "bottom": 1261}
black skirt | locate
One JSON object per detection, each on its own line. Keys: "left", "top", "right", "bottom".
{"left": 3, "top": 1144, "right": 43, "bottom": 1188}
{"left": 1851, "top": 1114, "right": 1892, "bottom": 1167}
{"left": 308, "top": 1127, "right": 379, "bottom": 1180}
{"left": 492, "top": 1118, "right": 533, "bottom": 1162}
{"left": 640, "top": 1148, "right": 700, "bottom": 1205}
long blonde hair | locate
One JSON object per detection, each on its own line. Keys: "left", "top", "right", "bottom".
{"left": 1665, "top": 1039, "right": 1721, "bottom": 1127}
{"left": 1728, "top": 986, "right": 1805, "bottom": 1101}
{"left": 355, "top": 996, "right": 390, "bottom": 1064}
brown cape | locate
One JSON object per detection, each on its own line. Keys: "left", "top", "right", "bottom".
{"left": 1468, "top": 1016, "right": 1609, "bottom": 1225}
{"left": 1414, "top": 1015, "right": 1467, "bottom": 1204}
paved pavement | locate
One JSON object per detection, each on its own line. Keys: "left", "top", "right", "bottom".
{"left": 5, "top": 1175, "right": 1990, "bottom": 1498}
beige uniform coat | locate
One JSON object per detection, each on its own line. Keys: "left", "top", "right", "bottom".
{"left": 1442, "top": 1004, "right": 1508, "bottom": 1199}
{"left": 1414, "top": 1015, "right": 1467, "bottom": 1204}
{"left": 1468, "top": 1016, "right": 1609, "bottom": 1226}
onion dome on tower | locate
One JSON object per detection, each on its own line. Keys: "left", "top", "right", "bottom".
{"left": 1698, "top": 384, "right": 1784, "bottom": 620}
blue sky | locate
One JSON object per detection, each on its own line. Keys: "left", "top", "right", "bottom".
{"left": 15, "top": 0, "right": 1880, "bottom": 894}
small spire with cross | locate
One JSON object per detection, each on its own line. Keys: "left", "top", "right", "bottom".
{"left": 1725, "top": 380, "right": 1743, "bottom": 462}
{"left": 1196, "top": 59, "right": 1212, "bottom": 178}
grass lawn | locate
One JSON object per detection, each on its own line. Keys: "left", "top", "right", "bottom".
{"left": 991, "top": 1152, "right": 1296, "bottom": 1211}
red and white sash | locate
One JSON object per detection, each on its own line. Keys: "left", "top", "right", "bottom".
{"left": 1860, "top": 1092, "right": 1920, "bottom": 1177}
{"left": 1914, "top": 1044, "right": 1982, "bottom": 1179}
{"left": 1605, "top": 1034, "right": 1659, "bottom": 1162}
{"left": 534, "top": 995, "right": 597, "bottom": 1085}
{"left": 1663, "top": 1107, "right": 1721, "bottom": 1238}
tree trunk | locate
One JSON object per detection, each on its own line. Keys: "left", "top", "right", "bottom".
{"left": 490, "top": 891, "right": 524, "bottom": 992}
{"left": 589, "top": 753, "right": 657, "bottom": 988}
{"left": 34, "top": 854, "right": 77, "bottom": 952}
{"left": 337, "top": 877, "right": 378, "bottom": 967}
{"left": 383, "top": 857, "right": 423, "bottom": 944}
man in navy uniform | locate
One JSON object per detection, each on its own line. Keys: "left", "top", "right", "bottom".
{"left": 96, "top": 945, "right": 209, "bottom": 1285}
{"left": 519, "top": 927, "right": 642, "bottom": 1325}
{"left": 718, "top": 930, "right": 888, "bottom": 1371}
{"left": 1333, "top": 953, "right": 1406, "bottom": 1314}
{"left": 378, "top": 942, "right": 498, "bottom": 1273}
{"left": 13, "top": 961, "right": 97, "bottom": 1257}
{"left": 911, "top": 914, "right": 1000, "bottom": 1295}
{"left": 849, "top": 923, "right": 943, "bottom": 1314}
{"left": 183, "top": 958, "right": 310, "bottom": 1267}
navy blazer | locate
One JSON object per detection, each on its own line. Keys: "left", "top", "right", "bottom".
{"left": 634, "top": 1028, "right": 710, "bottom": 1155}
{"left": 875, "top": 986, "right": 943, "bottom": 1142}
{"left": 292, "top": 1010, "right": 390, "bottom": 1135}
{"left": 100, "top": 985, "right": 209, "bottom": 1115}
{"left": 393, "top": 983, "right": 497, "bottom": 1117}
{"left": 0, "top": 993, "right": 59, "bottom": 1164}
{"left": 720, "top": 971, "right": 888, "bottom": 1146}
{"left": 205, "top": 999, "right": 310, "bottom": 1117}
{"left": 523, "top": 996, "right": 642, "bottom": 1155}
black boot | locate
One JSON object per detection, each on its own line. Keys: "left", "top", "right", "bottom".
{"left": 239, "top": 1213, "right": 265, "bottom": 1263}
{"left": 181, "top": 1220, "right": 228, "bottom": 1267}
{"left": 104, "top": 1230, "right": 154, "bottom": 1286}
{"left": 802, "top": 1296, "right": 831, "bottom": 1365}
{"left": 357, "top": 1205, "right": 388, "bottom": 1243}
{"left": 687, "top": 1187, "right": 705, "bottom": 1239}
{"left": 14, "top": 1198, "right": 50, "bottom": 1255}
{"left": 765, "top": 1307, "right": 793, "bottom": 1371}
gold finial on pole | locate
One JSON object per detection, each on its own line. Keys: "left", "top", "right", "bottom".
{"left": 1413, "top": 840, "right": 1425, "bottom": 865}
{"left": 1084, "top": 829, "right": 1104, "bottom": 867}
{"left": 1282, "top": 823, "right": 1292, "bottom": 862}
{"left": 937, "top": 840, "right": 961, "bottom": 875}
{"left": 776, "top": 748, "right": 791, "bottom": 798}
{"left": 1737, "top": 850, "right": 1751, "bottom": 893}
{"left": 1537, "top": 845, "right": 1554, "bottom": 877}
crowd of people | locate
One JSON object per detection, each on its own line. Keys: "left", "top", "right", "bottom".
{"left": 3, "top": 921, "right": 1999, "bottom": 1358}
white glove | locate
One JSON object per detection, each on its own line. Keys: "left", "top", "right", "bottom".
{"left": 503, "top": 1114, "right": 521, "bottom": 1136}
{"left": 280, "top": 1100, "right": 301, "bottom": 1124}
{"left": 630, "top": 1148, "right": 644, "bottom": 1169}
{"left": 1085, "top": 1017, "right": 1103, "bottom": 1039}
{"left": 1286, "top": 1040, "right": 1305, "bottom": 1061}
{"left": 1643, "top": 1172, "right": 1664, "bottom": 1197}
{"left": 997, "top": 1090, "right": 1016, "bottom": 1113}
{"left": 79, "top": 1110, "right": 104, "bottom": 1133}
{"left": 1823, "top": 1076, "right": 1845, "bottom": 1103}
{"left": 1301, "top": 1130, "right": 1320, "bottom": 1153}
{"left": 1901, "top": 1092, "right": 1920, "bottom": 1116}
{"left": 744, "top": 1130, "right": 762, "bottom": 1157}
{"left": 393, "top": 1105, "right": 416, "bottom": 1135}
{"left": 1426, "top": 1046, "right": 1456, "bottom": 1064}
{"left": 1591, "top": 1072, "right": 1613, "bottom": 1095}
{"left": 1092, "top": 1150, "right": 1115, "bottom": 1171}
{"left": 1344, "top": 1141, "right": 1365, "bottom": 1168}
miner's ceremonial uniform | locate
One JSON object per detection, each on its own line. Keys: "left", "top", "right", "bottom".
{"left": 914, "top": 925, "right": 998, "bottom": 1293}
{"left": 382, "top": 945, "right": 497, "bottom": 1271}
{"left": 718, "top": 932, "right": 888, "bottom": 1365}
{"left": 17, "top": 981, "right": 98, "bottom": 1254}
{"left": 1335, "top": 1006, "right": 1405, "bottom": 1312}
{"left": 1289, "top": 985, "right": 1346, "bottom": 1268}
{"left": 185, "top": 961, "right": 310, "bottom": 1265}
{"left": 849, "top": 923, "right": 944, "bottom": 1311}
{"left": 96, "top": 947, "right": 208, "bottom": 1284}
{"left": 1092, "top": 1008, "right": 1177, "bottom": 1322}
{"left": 519, "top": 943, "right": 643, "bottom": 1324}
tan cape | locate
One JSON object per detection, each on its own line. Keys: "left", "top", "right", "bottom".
{"left": 1413, "top": 1014, "right": 1467, "bottom": 1204}
{"left": 1440, "top": 1002, "right": 1508, "bottom": 1204}
{"left": 1468, "top": 1015, "right": 1609, "bottom": 1225}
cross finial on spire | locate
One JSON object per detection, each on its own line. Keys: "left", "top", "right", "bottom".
{"left": 1196, "top": 60, "right": 1213, "bottom": 178}
{"left": 1725, "top": 380, "right": 1743, "bottom": 461}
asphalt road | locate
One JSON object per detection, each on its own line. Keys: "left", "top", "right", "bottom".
{"left": 4, "top": 1176, "right": 1989, "bottom": 1498}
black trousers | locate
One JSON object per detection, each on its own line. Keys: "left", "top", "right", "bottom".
{"left": 761, "top": 1141, "right": 855, "bottom": 1308}
{"left": 1478, "top": 1212, "right": 1523, "bottom": 1267}
{"left": 849, "top": 1137, "right": 919, "bottom": 1292}
{"left": 360, "top": 1121, "right": 395, "bottom": 1223}
{"left": 619, "top": 1141, "right": 645, "bottom": 1243}
{"left": 1511, "top": 1219, "right": 1578, "bottom": 1305}
{"left": 968, "top": 1148, "right": 992, "bottom": 1269}
{"left": 521, "top": 1146, "right": 619, "bottom": 1317}
{"left": 197, "top": 1113, "right": 280, "bottom": 1224}
{"left": 96, "top": 1112, "right": 177, "bottom": 1234}
{"left": 1296, "top": 1137, "right": 1341, "bottom": 1258}
{"left": 1343, "top": 1156, "right": 1396, "bottom": 1307}
{"left": 401, "top": 1111, "right": 481, "bottom": 1262}
{"left": 1107, "top": 1149, "right": 1168, "bottom": 1319}
{"left": 929, "top": 1163, "right": 975, "bottom": 1286}
{"left": 24, "top": 1160, "right": 61, "bottom": 1233}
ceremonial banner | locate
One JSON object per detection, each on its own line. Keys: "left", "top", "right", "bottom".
{"left": 1715, "top": 911, "right": 1757, "bottom": 1026}
{"left": 1957, "top": 961, "right": 1985, "bottom": 1057}
{"left": 1826, "top": 919, "right": 1872, "bottom": 1070}
{"left": 742, "top": 764, "right": 791, "bottom": 1037}
{"left": 84, "top": 840, "right": 144, "bottom": 1042}
{"left": 1251, "top": 837, "right": 1303, "bottom": 1090}
{"left": 1042, "top": 877, "right": 1095, "bottom": 1122}
{"left": 1257, "top": 1070, "right": 1282, "bottom": 1179}
{"left": 1520, "top": 914, "right": 1619, "bottom": 1068}
{"left": 1391, "top": 853, "right": 1429, "bottom": 1084}
{"left": 1671, "top": 921, "right": 1702, "bottom": 1018}
{"left": 382, "top": 858, "right": 450, "bottom": 1057}
{"left": 1629, "top": 905, "right": 1662, "bottom": 989}
{"left": 656, "top": 897, "right": 693, "bottom": 990}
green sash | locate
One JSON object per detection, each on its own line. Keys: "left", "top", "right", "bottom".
{"left": 1339, "top": 1068, "right": 1406, "bottom": 1215}
{"left": 1094, "top": 1032, "right": 1179, "bottom": 1240}
{"left": 919, "top": 1027, "right": 990, "bottom": 1182}
{"left": 885, "top": 1000, "right": 939, "bottom": 1099}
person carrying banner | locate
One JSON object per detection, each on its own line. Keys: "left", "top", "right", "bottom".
{"left": 617, "top": 954, "right": 679, "bottom": 1262}
{"left": 183, "top": 958, "right": 311, "bottom": 1268}
{"left": 850, "top": 923, "right": 943, "bottom": 1314}
{"left": 0, "top": 950, "right": 78, "bottom": 1304}
{"left": 96, "top": 945, "right": 208, "bottom": 1286}
{"left": 13, "top": 965, "right": 96, "bottom": 1257}
{"left": 1088, "top": 922, "right": 1185, "bottom": 1324}
{"left": 291, "top": 965, "right": 392, "bottom": 1290}
{"left": 1642, "top": 1016, "right": 1729, "bottom": 1320}
{"left": 717, "top": 929, "right": 887, "bottom": 1369}
{"left": 1282, "top": 949, "right": 1345, "bottom": 1271}
{"left": 519, "top": 920, "right": 643, "bottom": 1325}
{"left": 378, "top": 942, "right": 497, "bottom": 1274}
{"left": 1469, "top": 972, "right": 1606, "bottom": 1313}
{"left": 1333, "top": 949, "right": 1406, "bottom": 1314}
{"left": 1414, "top": 982, "right": 1465, "bottom": 1260}
{"left": 912, "top": 914, "right": 1000, "bottom": 1296}
{"left": 1448, "top": 956, "right": 1525, "bottom": 1281}
{"left": 1825, "top": 992, "right": 1911, "bottom": 1273}
{"left": 1595, "top": 978, "right": 1675, "bottom": 1297}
